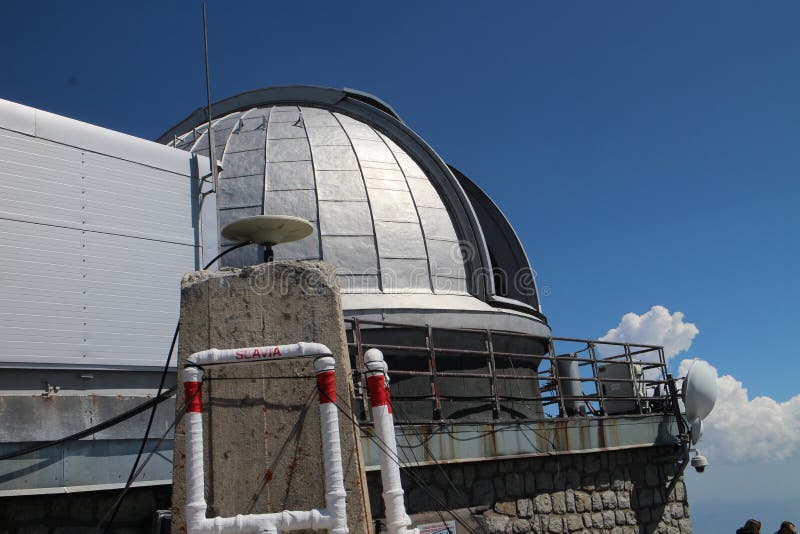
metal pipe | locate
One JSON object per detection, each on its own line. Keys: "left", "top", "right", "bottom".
{"left": 353, "top": 317, "right": 372, "bottom": 423}
{"left": 315, "top": 355, "right": 349, "bottom": 534}
{"left": 186, "top": 342, "right": 331, "bottom": 367}
{"left": 345, "top": 317, "right": 664, "bottom": 350}
{"left": 181, "top": 342, "right": 347, "bottom": 534}
{"left": 425, "top": 325, "right": 442, "bottom": 420}
{"left": 485, "top": 330, "right": 501, "bottom": 419}
{"left": 364, "top": 348, "right": 418, "bottom": 534}
{"left": 201, "top": 1, "right": 218, "bottom": 195}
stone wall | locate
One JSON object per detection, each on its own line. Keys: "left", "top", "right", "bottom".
{"left": 0, "top": 438, "right": 689, "bottom": 534}
{"left": 366, "top": 446, "right": 690, "bottom": 534}
{"left": 0, "top": 485, "right": 171, "bottom": 534}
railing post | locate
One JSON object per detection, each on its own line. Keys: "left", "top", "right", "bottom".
{"left": 548, "top": 338, "right": 568, "bottom": 418}
{"left": 426, "top": 325, "right": 442, "bottom": 420}
{"left": 352, "top": 317, "right": 371, "bottom": 423}
{"left": 485, "top": 330, "right": 501, "bottom": 419}
{"left": 587, "top": 342, "right": 606, "bottom": 416}
{"left": 624, "top": 343, "right": 644, "bottom": 414}
{"left": 659, "top": 347, "right": 668, "bottom": 406}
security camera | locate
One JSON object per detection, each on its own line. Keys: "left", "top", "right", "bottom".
{"left": 691, "top": 452, "right": 708, "bottom": 473}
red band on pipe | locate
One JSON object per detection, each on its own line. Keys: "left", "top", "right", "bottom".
{"left": 367, "top": 375, "right": 391, "bottom": 413}
{"left": 317, "top": 370, "right": 336, "bottom": 404}
{"left": 184, "top": 382, "right": 203, "bottom": 413}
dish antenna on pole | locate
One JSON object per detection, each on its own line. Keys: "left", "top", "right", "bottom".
{"left": 221, "top": 215, "right": 314, "bottom": 263}
{"left": 682, "top": 359, "right": 718, "bottom": 425}
{"left": 680, "top": 359, "right": 718, "bottom": 474}
{"left": 664, "top": 358, "right": 718, "bottom": 495}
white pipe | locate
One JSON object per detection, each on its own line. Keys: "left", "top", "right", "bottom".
{"left": 315, "top": 356, "right": 349, "bottom": 534}
{"left": 363, "top": 348, "right": 418, "bottom": 534}
{"left": 181, "top": 342, "right": 347, "bottom": 534}
{"left": 187, "top": 341, "right": 332, "bottom": 367}
{"left": 183, "top": 366, "right": 207, "bottom": 528}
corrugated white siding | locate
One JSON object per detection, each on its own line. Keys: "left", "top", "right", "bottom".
{"left": 0, "top": 105, "right": 201, "bottom": 368}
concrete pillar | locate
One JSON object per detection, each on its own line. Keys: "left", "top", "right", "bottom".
{"left": 171, "top": 261, "right": 371, "bottom": 534}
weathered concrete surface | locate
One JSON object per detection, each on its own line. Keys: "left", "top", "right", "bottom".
{"left": 172, "top": 261, "right": 371, "bottom": 534}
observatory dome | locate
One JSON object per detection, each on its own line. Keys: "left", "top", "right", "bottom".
{"left": 160, "top": 86, "right": 548, "bottom": 337}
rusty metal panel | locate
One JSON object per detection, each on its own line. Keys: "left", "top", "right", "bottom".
{"left": 359, "top": 415, "right": 679, "bottom": 469}
{"left": 0, "top": 439, "right": 172, "bottom": 493}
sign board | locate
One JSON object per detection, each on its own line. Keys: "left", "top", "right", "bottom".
{"left": 417, "top": 520, "right": 456, "bottom": 534}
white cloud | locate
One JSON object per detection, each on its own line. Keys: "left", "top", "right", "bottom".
{"left": 600, "top": 305, "right": 698, "bottom": 360}
{"left": 679, "top": 358, "right": 800, "bottom": 463}
{"left": 600, "top": 306, "right": 800, "bottom": 464}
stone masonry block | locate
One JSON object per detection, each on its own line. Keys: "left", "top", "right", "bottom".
{"left": 480, "top": 510, "right": 509, "bottom": 534}
{"left": 575, "top": 491, "right": 591, "bottom": 513}
{"left": 506, "top": 472, "right": 524, "bottom": 497}
{"left": 494, "top": 501, "right": 516, "bottom": 516}
{"left": 552, "top": 491, "right": 567, "bottom": 514}
{"left": 517, "top": 498, "right": 533, "bottom": 518}
{"left": 534, "top": 494, "right": 553, "bottom": 514}
{"left": 601, "top": 490, "right": 618, "bottom": 509}
{"left": 565, "top": 489, "right": 576, "bottom": 513}
{"left": 547, "top": 517, "right": 564, "bottom": 533}
{"left": 615, "top": 510, "right": 627, "bottom": 525}
{"left": 510, "top": 518, "right": 531, "bottom": 534}
{"left": 565, "top": 513, "right": 583, "bottom": 532}
{"left": 171, "top": 262, "right": 370, "bottom": 534}
{"left": 591, "top": 492, "right": 603, "bottom": 512}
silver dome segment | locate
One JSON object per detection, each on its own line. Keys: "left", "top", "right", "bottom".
{"left": 160, "top": 86, "right": 548, "bottom": 334}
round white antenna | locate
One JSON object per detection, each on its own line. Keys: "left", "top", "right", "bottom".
{"left": 682, "top": 359, "right": 718, "bottom": 422}
{"left": 221, "top": 215, "right": 314, "bottom": 262}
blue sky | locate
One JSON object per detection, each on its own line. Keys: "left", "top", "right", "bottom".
{"left": 3, "top": 1, "right": 799, "bottom": 530}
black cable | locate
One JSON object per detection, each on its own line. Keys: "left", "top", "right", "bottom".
{"left": 100, "top": 323, "right": 180, "bottom": 533}
{"left": 392, "top": 404, "right": 460, "bottom": 534}
{"left": 318, "top": 387, "right": 478, "bottom": 534}
{"left": 101, "top": 240, "right": 251, "bottom": 532}
{"left": 98, "top": 408, "right": 185, "bottom": 529}
{"left": 200, "top": 239, "right": 251, "bottom": 270}
{"left": 0, "top": 385, "right": 176, "bottom": 461}
{"left": 394, "top": 403, "right": 471, "bottom": 499}
{"left": 97, "top": 384, "right": 202, "bottom": 531}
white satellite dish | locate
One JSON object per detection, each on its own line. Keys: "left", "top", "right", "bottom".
{"left": 682, "top": 359, "right": 718, "bottom": 422}
{"left": 221, "top": 215, "right": 314, "bottom": 262}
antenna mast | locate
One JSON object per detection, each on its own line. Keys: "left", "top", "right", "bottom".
{"left": 202, "top": 0, "right": 218, "bottom": 194}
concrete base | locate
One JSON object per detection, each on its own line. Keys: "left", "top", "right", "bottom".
{"left": 171, "top": 261, "right": 371, "bottom": 534}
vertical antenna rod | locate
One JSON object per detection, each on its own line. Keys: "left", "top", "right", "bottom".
{"left": 202, "top": 0, "right": 218, "bottom": 194}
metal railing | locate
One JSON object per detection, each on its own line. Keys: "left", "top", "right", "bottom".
{"left": 345, "top": 318, "right": 671, "bottom": 424}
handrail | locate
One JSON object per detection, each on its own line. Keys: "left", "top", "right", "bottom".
{"left": 345, "top": 318, "right": 670, "bottom": 424}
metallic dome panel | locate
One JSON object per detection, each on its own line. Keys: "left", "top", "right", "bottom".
{"left": 170, "top": 105, "right": 469, "bottom": 296}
